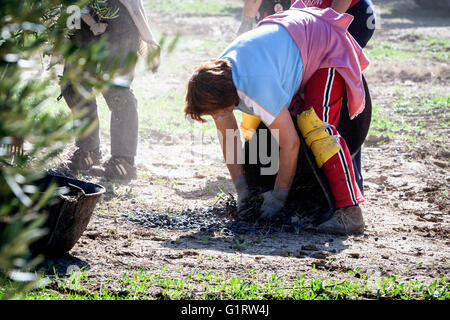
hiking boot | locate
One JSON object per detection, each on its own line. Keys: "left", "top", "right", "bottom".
{"left": 317, "top": 205, "right": 365, "bottom": 235}
{"left": 67, "top": 148, "right": 102, "bottom": 171}
{"left": 90, "top": 156, "right": 137, "bottom": 181}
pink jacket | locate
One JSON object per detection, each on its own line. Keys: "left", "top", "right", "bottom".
{"left": 258, "top": 0, "right": 369, "bottom": 119}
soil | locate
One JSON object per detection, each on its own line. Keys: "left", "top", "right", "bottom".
{"left": 39, "top": 0, "right": 449, "bottom": 295}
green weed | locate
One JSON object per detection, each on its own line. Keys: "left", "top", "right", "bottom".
{"left": 368, "top": 94, "right": 449, "bottom": 148}
{"left": 365, "top": 36, "right": 450, "bottom": 62}
{"left": 2, "top": 267, "right": 449, "bottom": 300}
{"left": 365, "top": 41, "right": 416, "bottom": 61}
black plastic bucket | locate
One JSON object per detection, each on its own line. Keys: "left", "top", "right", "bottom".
{"left": 30, "top": 172, "right": 105, "bottom": 257}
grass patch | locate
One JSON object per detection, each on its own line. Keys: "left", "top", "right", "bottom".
{"left": 368, "top": 94, "right": 449, "bottom": 146}
{"left": 420, "top": 37, "right": 450, "bottom": 61}
{"left": 135, "top": 89, "right": 243, "bottom": 139}
{"left": 393, "top": 95, "right": 450, "bottom": 115}
{"left": 368, "top": 104, "right": 406, "bottom": 139}
{"left": 365, "top": 36, "right": 450, "bottom": 62}
{"left": 392, "top": 94, "right": 449, "bottom": 142}
{"left": 136, "top": 90, "right": 233, "bottom": 137}
{"left": 365, "top": 41, "right": 417, "bottom": 61}
{"left": 182, "top": 38, "right": 230, "bottom": 57}
{"left": 2, "top": 267, "right": 449, "bottom": 300}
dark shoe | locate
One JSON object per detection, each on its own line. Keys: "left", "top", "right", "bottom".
{"left": 91, "top": 156, "right": 137, "bottom": 181}
{"left": 317, "top": 206, "right": 365, "bottom": 235}
{"left": 67, "top": 148, "right": 102, "bottom": 171}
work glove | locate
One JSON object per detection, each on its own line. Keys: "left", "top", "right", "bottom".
{"left": 233, "top": 176, "right": 250, "bottom": 212}
{"left": 237, "top": 16, "right": 254, "bottom": 35}
{"left": 260, "top": 188, "right": 289, "bottom": 220}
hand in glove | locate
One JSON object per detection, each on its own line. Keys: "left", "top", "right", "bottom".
{"left": 260, "top": 188, "right": 289, "bottom": 220}
{"left": 233, "top": 176, "right": 250, "bottom": 212}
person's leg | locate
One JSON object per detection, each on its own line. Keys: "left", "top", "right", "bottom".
{"left": 302, "top": 68, "right": 364, "bottom": 208}
{"left": 60, "top": 6, "right": 106, "bottom": 172}
{"left": 61, "top": 64, "right": 102, "bottom": 170}
{"left": 344, "top": 0, "right": 376, "bottom": 191}
{"left": 301, "top": 68, "right": 365, "bottom": 234}
{"left": 98, "top": 85, "right": 138, "bottom": 180}
{"left": 103, "top": 85, "right": 139, "bottom": 161}
{"left": 352, "top": 147, "right": 364, "bottom": 193}
{"left": 94, "top": 0, "right": 140, "bottom": 180}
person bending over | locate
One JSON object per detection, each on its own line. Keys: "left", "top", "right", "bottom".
{"left": 237, "top": 0, "right": 376, "bottom": 193}
{"left": 185, "top": 1, "right": 370, "bottom": 235}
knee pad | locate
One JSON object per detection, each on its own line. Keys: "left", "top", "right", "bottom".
{"left": 297, "top": 108, "right": 340, "bottom": 168}
{"left": 240, "top": 113, "right": 261, "bottom": 141}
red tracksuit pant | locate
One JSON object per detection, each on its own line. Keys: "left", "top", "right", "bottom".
{"left": 302, "top": 68, "right": 364, "bottom": 208}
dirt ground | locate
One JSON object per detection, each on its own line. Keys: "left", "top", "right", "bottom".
{"left": 41, "top": 0, "right": 449, "bottom": 295}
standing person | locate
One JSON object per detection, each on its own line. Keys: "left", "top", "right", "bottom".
{"left": 185, "top": 1, "right": 369, "bottom": 235}
{"left": 62, "top": 0, "right": 159, "bottom": 181}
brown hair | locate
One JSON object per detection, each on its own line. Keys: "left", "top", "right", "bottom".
{"left": 184, "top": 59, "right": 239, "bottom": 122}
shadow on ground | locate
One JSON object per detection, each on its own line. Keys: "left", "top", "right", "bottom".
{"left": 162, "top": 228, "right": 351, "bottom": 259}
{"left": 35, "top": 253, "right": 90, "bottom": 277}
